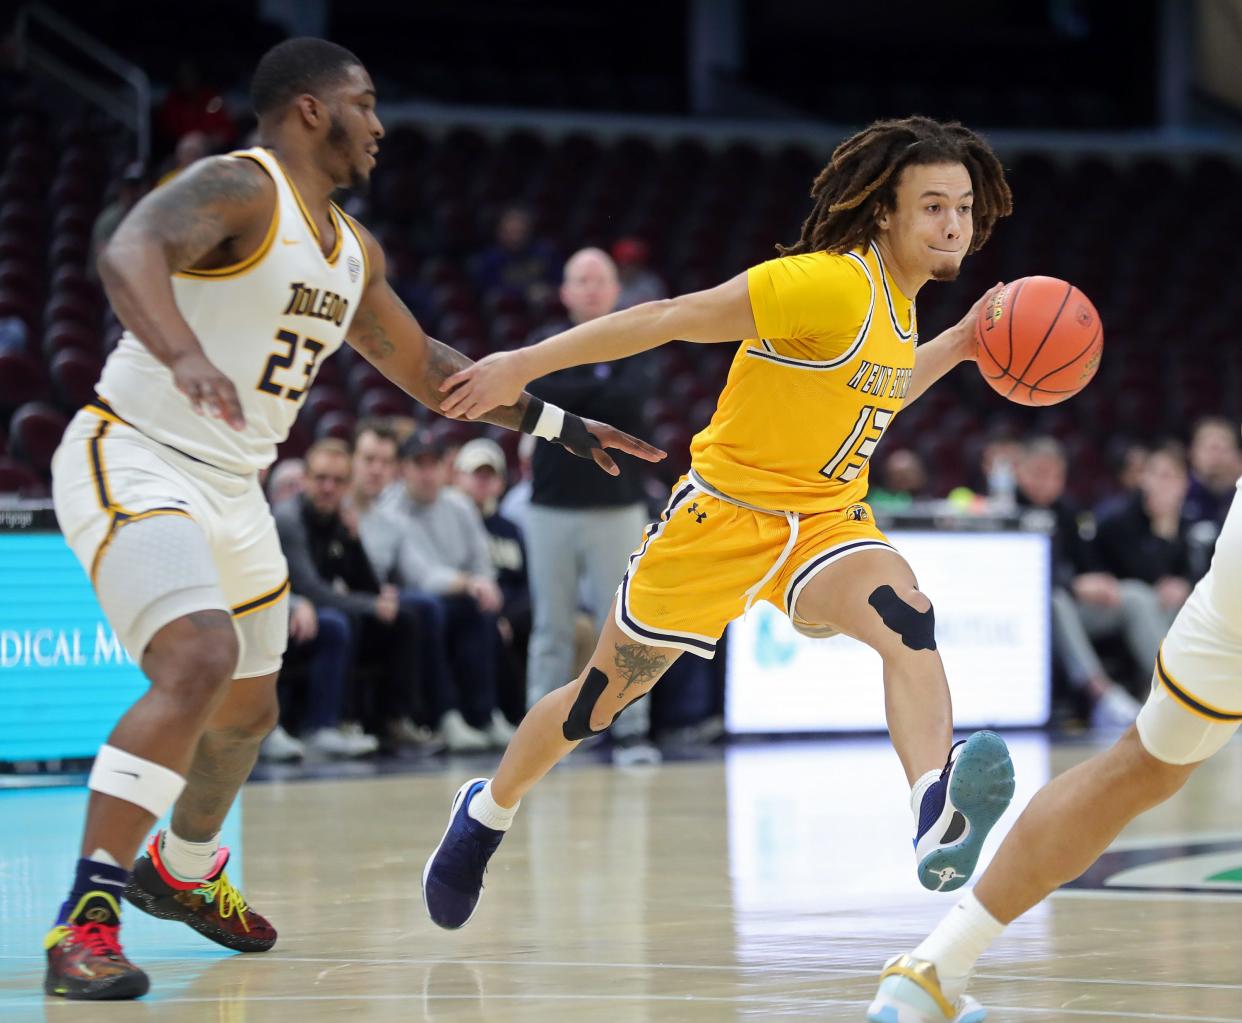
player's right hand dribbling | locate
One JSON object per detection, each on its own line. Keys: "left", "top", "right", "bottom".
{"left": 171, "top": 349, "right": 246, "bottom": 430}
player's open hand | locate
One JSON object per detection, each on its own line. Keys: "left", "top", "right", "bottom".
{"left": 171, "top": 350, "right": 246, "bottom": 430}
{"left": 570, "top": 417, "right": 666, "bottom": 477}
{"left": 952, "top": 281, "right": 1006, "bottom": 363}
{"left": 440, "top": 350, "right": 529, "bottom": 419}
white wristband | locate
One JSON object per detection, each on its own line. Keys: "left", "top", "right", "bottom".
{"left": 531, "top": 402, "right": 565, "bottom": 441}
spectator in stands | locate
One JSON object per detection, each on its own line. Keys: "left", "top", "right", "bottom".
{"left": 455, "top": 438, "right": 532, "bottom": 724}
{"left": 261, "top": 593, "right": 378, "bottom": 761}
{"left": 377, "top": 431, "right": 513, "bottom": 749}
{"left": 343, "top": 420, "right": 449, "bottom": 752}
{"left": 523, "top": 247, "right": 659, "bottom": 765}
{"left": 266, "top": 457, "right": 305, "bottom": 505}
{"left": 611, "top": 237, "right": 666, "bottom": 310}
{"left": 1095, "top": 439, "right": 1149, "bottom": 519}
{"left": 473, "top": 204, "right": 559, "bottom": 306}
{"left": 273, "top": 439, "right": 422, "bottom": 751}
{"left": 1094, "top": 442, "right": 1200, "bottom": 616}
{"left": 90, "top": 162, "right": 148, "bottom": 279}
{"left": 499, "top": 432, "right": 535, "bottom": 535}
{"left": 1016, "top": 438, "right": 1154, "bottom": 726}
{"left": 868, "top": 448, "right": 928, "bottom": 510}
{"left": 1184, "top": 416, "right": 1241, "bottom": 532}
{"left": 155, "top": 59, "right": 236, "bottom": 150}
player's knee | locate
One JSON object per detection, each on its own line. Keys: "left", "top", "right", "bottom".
{"left": 869, "top": 584, "right": 936, "bottom": 651}
{"left": 1122, "top": 726, "right": 1197, "bottom": 795}
{"left": 151, "top": 627, "right": 239, "bottom": 706}
{"left": 213, "top": 691, "right": 281, "bottom": 743}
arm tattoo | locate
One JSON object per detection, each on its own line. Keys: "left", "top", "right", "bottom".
{"left": 424, "top": 338, "right": 531, "bottom": 431}
{"left": 137, "top": 158, "right": 266, "bottom": 270}
{"left": 613, "top": 642, "right": 669, "bottom": 699}
{"left": 351, "top": 284, "right": 534, "bottom": 430}
{"left": 349, "top": 306, "right": 395, "bottom": 361}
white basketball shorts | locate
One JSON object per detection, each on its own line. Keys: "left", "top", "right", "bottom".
{"left": 1137, "top": 481, "right": 1242, "bottom": 764}
{"left": 51, "top": 408, "right": 289, "bottom": 677}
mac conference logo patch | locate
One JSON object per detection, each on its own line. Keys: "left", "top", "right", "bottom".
{"left": 1064, "top": 839, "right": 1242, "bottom": 896}
{"left": 347, "top": 255, "right": 362, "bottom": 283}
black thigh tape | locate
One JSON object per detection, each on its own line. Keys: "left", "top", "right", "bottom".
{"left": 868, "top": 584, "right": 937, "bottom": 651}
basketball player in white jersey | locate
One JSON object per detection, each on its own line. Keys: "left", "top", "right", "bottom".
{"left": 43, "top": 37, "right": 662, "bottom": 1001}
{"left": 869, "top": 453, "right": 1242, "bottom": 1021}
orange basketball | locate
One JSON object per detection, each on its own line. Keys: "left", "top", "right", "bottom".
{"left": 975, "top": 276, "right": 1103, "bottom": 406}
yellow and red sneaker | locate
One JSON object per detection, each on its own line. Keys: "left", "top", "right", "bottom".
{"left": 44, "top": 891, "right": 149, "bottom": 1000}
{"left": 123, "top": 832, "right": 276, "bottom": 952}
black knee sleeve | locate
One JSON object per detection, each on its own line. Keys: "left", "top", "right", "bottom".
{"left": 563, "top": 667, "right": 610, "bottom": 741}
{"left": 868, "top": 584, "right": 937, "bottom": 651}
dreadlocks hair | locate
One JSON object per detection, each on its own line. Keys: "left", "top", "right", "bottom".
{"left": 777, "top": 116, "right": 1013, "bottom": 258}
{"left": 250, "top": 38, "right": 363, "bottom": 118}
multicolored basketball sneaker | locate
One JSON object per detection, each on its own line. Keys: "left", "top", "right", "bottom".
{"left": 44, "top": 890, "right": 149, "bottom": 1000}
{"left": 422, "top": 777, "right": 506, "bottom": 929}
{"left": 867, "top": 954, "right": 987, "bottom": 1023}
{"left": 914, "top": 731, "right": 1015, "bottom": 892}
{"left": 123, "top": 831, "right": 276, "bottom": 952}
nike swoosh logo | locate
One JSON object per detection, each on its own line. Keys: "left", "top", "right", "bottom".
{"left": 281, "top": 237, "right": 299, "bottom": 246}
{"left": 89, "top": 875, "right": 125, "bottom": 887}
{"left": 112, "top": 770, "right": 139, "bottom": 778}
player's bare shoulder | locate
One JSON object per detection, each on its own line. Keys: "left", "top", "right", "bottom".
{"left": 116, "top": 154, "right": 278, "bottom": 274}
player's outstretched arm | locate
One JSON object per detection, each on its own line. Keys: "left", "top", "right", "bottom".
{"left": 904, "top": 282, "right": 1004, "bottom": 408}
{"left": 439, "top": 272, "right": 758, "bottom": 420}
{"left": 346, "top": 227, "right": 665, "bottom": 477}
{"left": 97, "top": 156, "right": 275, "bottom": 429}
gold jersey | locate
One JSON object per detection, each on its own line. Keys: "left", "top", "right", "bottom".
{"left": 689, "top": 243, "right": 917, "bottom": 514}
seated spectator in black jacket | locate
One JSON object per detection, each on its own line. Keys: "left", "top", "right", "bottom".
{"left": 1016, "top": 437, "right": 1157, "bottom": 725}
{"left": 1095, "top": 442, "right": 1204, "bottom": 618}
{"left": 455, "top": 438, "right": 531, "bottom": 725}
{"left": 273, "top": 439, "right": 424, "bottom": 751}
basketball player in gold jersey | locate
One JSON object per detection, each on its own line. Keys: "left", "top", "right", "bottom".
{"left": 43, "top": 38, "right": 659, "bottom": 1000}
{"left": 422, "top": 116, "right": 1018, "bottom": 931}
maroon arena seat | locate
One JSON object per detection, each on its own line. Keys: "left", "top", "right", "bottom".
{"left": 43, "top": 321, "right": 100, "bottom": 358}
{"left": 0, "top": 455, "right": 45, "bottom": 496}
{"left": 49, "top": 348, "right": 102, "bottom": 410}
{"left": 314, "top": 410, "right": 357, "bottom": 442}
{"left": 8, "top": 401, "right": 68, "bottom": 474}
{"left": 0, "top": 350, "right": 51, "bottom": 414}
{"left": 357, "top": 388, "right": 412, "bottom": 419}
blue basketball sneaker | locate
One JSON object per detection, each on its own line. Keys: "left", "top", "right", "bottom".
{"left": 914, "top": 731, "right": 1015, "bottom": 892}
{"left": 422, "top": 778, "right": 505, "bottom": 930}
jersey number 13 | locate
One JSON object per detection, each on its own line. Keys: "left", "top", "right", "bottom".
{"left": 821, "top": 405, "right": 893, "bottom": 483}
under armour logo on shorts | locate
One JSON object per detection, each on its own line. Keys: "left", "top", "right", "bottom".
{"left": 687, "top": 502, "right": 707, "bottom": 524}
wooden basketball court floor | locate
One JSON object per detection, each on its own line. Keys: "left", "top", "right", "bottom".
{"left": 3, "top": 733, "right": 1242, "bottom": 1022}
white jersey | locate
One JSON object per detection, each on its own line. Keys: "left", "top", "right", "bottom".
{"left": 95, "top": 146, "right": 368, "bottom": 474}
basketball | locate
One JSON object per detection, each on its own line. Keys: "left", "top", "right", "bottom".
{"left": 975, "top": 276, "right": 1103, "bottom": 406}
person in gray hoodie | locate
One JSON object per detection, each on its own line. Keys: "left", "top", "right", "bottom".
{"left": 369, "top": 429, "right": 513, "bottom": 749}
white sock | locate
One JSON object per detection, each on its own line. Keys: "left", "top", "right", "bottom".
{"left": 160, "top": 829, "right": 221, "bottom": 882}
{"left": 467, "top": 780, "right": 519, "bottom": 831}
{"left": 912, "top": 892, "right": 1006, "bottom": 1001}
{"left": 910, "top": 768, "right": 942, "bottom": 818}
